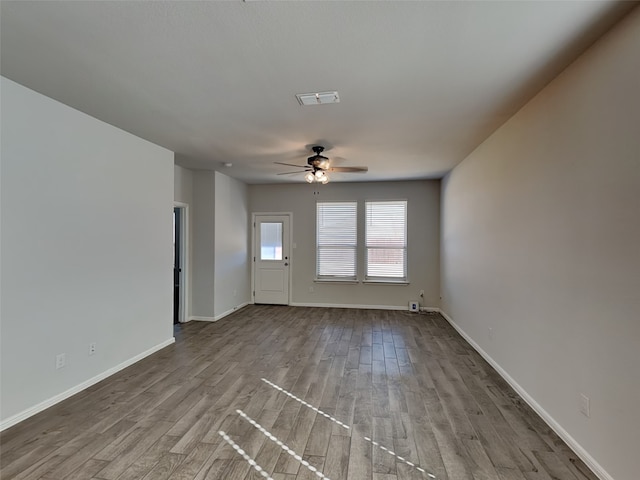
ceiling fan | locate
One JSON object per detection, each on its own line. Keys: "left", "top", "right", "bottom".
{"left": 275, "top": 146, "right": 368, "bottom": 184}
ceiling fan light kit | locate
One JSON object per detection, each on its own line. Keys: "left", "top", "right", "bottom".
{"left": 317, "top": 172, "right": 329, "bottom": 184}
{"left": 275, "top": 145, "right": 367, "bottom": 185}
{"left": 305, "top": 170, "right": 329, "bottom": 184}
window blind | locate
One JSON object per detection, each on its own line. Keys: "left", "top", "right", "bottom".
{"left": 365, "top": 200, "right": 407, "bottom": 280}
{"left": 316, "top": 202, "right": 357, "bottom": 279}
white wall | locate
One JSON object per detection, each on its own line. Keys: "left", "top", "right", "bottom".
{"left": 0, "top": 77, "right": 175, "bottom": 427}
{"left": 214, "top": 172, "right": 250, "bottom": 318}
{"left": 440, "top": 9, "right": 640, "bottom": 480}
{"left": 249, "top": 180, "right": 440, "bottom": 308}
{"left": 191, "top": 171, "right": 216, "bottom": 318}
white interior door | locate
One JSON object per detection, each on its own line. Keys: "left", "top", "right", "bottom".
{"left": 254, "top": 214, "right": 290, "bottom": 305}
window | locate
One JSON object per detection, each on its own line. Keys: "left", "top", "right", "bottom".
{"left": 316, "top": 202, "right": 357, "bottom": 279}
{"left": 366, "top": 201, "right": 407, "bottom": 281}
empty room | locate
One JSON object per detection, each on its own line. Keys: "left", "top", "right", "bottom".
{"left": 1, "top": 2, "right": 638, "bottom": 480}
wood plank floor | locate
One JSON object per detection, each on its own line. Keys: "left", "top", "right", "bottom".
{"left": 1, "top": 306, "right": 599, "bottom": 480}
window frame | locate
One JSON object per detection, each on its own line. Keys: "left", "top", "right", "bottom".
{"left": 315, "top": 201, "right": 358, "bottom": 281}
{"left": 364, "top": 200, "right": 408, "bottom": 283}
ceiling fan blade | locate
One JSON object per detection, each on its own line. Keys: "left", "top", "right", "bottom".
{"left": 328, "top": 166, "right": 368, "bottom": 173}
{"left": 275, "top": 161, "right": 307, "bottom": 168}
{"left": 277, "top": 170, "right": 309, "bottom": 175}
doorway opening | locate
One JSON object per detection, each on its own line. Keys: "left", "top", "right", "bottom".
{"left": 174, "top": 203, "right": 189, "bottom": 324}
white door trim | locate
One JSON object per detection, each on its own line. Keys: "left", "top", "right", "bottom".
{"left": 174, "top": 201, "right": 189, "bottom": 323}
{"left": 251, "top": 212, "right": 293, "bottom": 305}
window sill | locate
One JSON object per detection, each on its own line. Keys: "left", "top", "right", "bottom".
{"left": 313, "top": 278, "right": 409, "bottom": 286}
{"left": 314, "top": 278, "right": 359, "bottom": 284}
{"left": 363, "top": 280, "right": 409, "bottom": 285}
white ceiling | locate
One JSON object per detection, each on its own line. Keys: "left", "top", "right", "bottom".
{"left": 1, "top": 1, "right": 636, "bottom": 184}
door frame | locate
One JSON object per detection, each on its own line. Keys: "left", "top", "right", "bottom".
{"left": 174, "top": 202, "right": 189, "bottom": 323}
{"left": 251, "top": 212, "right": 293, "bottom": 305}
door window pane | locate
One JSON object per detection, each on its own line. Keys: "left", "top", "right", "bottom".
{"left": 260, "top": 222, "right": 283, "bottom": 260}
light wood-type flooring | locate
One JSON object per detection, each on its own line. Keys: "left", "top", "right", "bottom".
{"left": 1, "top": 306, "right": 599, "bottom": 480}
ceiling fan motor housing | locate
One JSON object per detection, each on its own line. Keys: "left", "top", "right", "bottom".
{"left": 308, "top": 146, "right": 329, "bottom": 169}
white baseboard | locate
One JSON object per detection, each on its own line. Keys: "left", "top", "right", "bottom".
{"left": 289, "top": 302, "right": 440, "bottom": 312}
{"left": 214, "top": 302, "right": 249, "bottom": 321}
{"left": 419, "top": 306, "right": 440, "bottom": 312}
{"left": 189, "top": 316, "right": 216, "bottom": 322}
{"left": 438, "top": 309, "right": 612, "bottom": 480}
{"left": 189, "top": 302, "right": 250, "bottom": 323}
{"left": 0, "top": 337, "right": 175, "bottom": 432}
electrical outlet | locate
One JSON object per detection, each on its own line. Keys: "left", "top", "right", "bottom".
{"left": 89, "top": 342, "right": 97, "bottom": 356}
{"left": 580, "top": 393, "right": 590, "bottom": 417}
{"left": 488, "top": 327, "right": 494, "bottom": 340}
{"left": 309, "top": 286, "right": 314, "bottom": 293}
{"left": 55, "top": 353, "right": 66, "bottom": 369}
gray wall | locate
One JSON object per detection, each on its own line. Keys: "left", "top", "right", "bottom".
{"left": 0, "top": 77, "right": 175, "bottom": 426}
{"left": 249, "top": 180, "right": 440, "bottom": 308}
{"left": 191, "top": 171, "right": 216, "bottom": 318}
{"left": 441, "top": 9, "right": 640, "bottom": 480}
{"left": 187, "top": 170, "right": 250, "bottom": 320}
{"left": 174, "top": 164, "right": 194, "bottom": 205}
{"left": 174, "top": 164, "right": 194, "bottom": 319}
{"left": 214, "top": 172, "right": 250, "bottom": 317}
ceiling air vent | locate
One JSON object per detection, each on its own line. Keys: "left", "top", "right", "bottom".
{"left": 296, "top": 91, "right": 340, "bottom": 106}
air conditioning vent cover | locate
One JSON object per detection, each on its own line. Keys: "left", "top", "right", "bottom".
{"left": 296, "top": 91, "right": 340, "bottom": 106}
